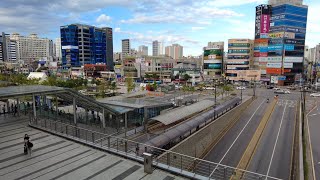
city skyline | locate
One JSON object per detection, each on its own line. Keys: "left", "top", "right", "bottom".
{"left": 0, "top": 0, "right": 318, "bottom": 56}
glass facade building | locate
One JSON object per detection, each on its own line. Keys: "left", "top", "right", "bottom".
{"left": 254, "top": 1, "right": 308, "bottom": 84}
{"left": 60, "top": 24, "right": 113, "bottom": 69}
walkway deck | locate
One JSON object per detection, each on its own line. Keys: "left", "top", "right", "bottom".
{"left": 0, "top": 114, "right": 185, "bottom": 180}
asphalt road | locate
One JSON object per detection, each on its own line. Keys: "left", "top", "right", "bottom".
{"left": 201, "top": 87, "right": 299, "bottom": 179}
{"left": 307, "top": 98, "right": 320, "bottom": 180}
{"left": 202, "top": 96, "right": 268, "bottom": 177}
{"left": 247, "top": 98, "right": 297, "bottom": 179}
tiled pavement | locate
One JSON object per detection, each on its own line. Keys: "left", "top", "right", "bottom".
{"left": 0, "top": 115, "right": 186, "bottom": 180}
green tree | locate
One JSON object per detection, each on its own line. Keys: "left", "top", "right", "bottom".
{"left": 183, "top": 74, "right": 191, "bottom": 81}
{"left": 110, "top": 81, "right": 117, "bottom": 94}
{"left": 126, "top": 77, "right": 135, "bottom": 93}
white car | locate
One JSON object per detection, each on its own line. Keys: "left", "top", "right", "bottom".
{"left": 310, "top": 93, "right": 320, "bottom": 97}
{"left": 204, "top": 87, "right": 215, "bottom": 90}
{"left": 236, "top": 86, "right": 246, "bottom": 90}
{"left": 274, "top": 87, "right": 281, "bottom": 90}
{"left": 284, "top": 90, "right": 291, "bottom": 94}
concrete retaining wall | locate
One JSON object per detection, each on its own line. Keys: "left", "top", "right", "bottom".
{"left": 168, "top": 97, "right": 255, "bottom": 160}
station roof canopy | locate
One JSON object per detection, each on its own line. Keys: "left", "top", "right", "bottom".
{"left": 98, "top": 97, "right": 173, "bottom": 109}
{"left": 0, "top": 85, "right": 65, "bottom": 98}
{"left": 150, "top": 99, "right": 216, "bottom": 125}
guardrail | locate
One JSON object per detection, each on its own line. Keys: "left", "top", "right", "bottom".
{"left": 29, "top": 117, "right": 282, "bottom": 180}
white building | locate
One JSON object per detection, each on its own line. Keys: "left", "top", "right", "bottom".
{"left": 122, "top": 39, "right": 130, "bottom": 54}
{"left": 165, "top": 44, "right": 183, "bottom": 60}
{"left": 138, "top": 45, "right": 148, "bottom": 56}
{"left": 268, "top": 0, "right": 303, "bottom": 5}
{"left": 10, "top": 33, "right": 53, "bottom": 64}
{"left": 55, "top": 38, "right": 62, "bottom": 59}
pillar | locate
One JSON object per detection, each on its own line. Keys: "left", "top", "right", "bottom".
{"left": 102, "top": 108, "right": 106, "bottom": 128}
{"left": 16, "top": 98, "right": 20, "bottom": 116}
{"left": 73, "top": 98, "right": 77, "bottom": 125}
{"left": 86, "top": 109, "right": 89, "bottom": 124}
{"left": 55, "top": 95, "right": 58, "bottom": 119}
{"left": 6, "top": 101, "right": 9, "bottom": 113}
{"left": 32, "top": 94, "right": 36, "bottom": 119}
{"left": 144, "top": 107, "right": 148, "bottom": 132}
{"left": 125, "top": 112, "right": 128, "bottom": 138}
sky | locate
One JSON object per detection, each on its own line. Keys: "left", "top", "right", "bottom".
{"left": 0, "top": 0, "right": 318, "bottom": 56}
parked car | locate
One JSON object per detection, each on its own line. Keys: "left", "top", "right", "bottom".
{"left": 273, "top": 87, "right": 281, "bottom": 90}
{"left": 267, "top": 86, "right": 274, "bottom": 89}
{"left": 236, "top": 86, "right": 246, "bottom": 90}
{"left": 310, "top": 93, "right": 320, "bottom": 97}
{"left": 204, "top": 87, "right": 215, "bottom": 90}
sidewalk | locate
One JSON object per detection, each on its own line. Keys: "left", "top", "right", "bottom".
{"left": 0, "top": 116, "right": 186, "bottom": 180}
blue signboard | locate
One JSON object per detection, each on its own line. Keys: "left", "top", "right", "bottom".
{"left": 284, "top": 44, "right": 294, "bottom": 51}
{"left": 278, "top": 76, "right": 286, "bottom": 81}
{"left": 260, "top": 47, "right": 268, "bottom": 53}
{"left": 268, "top": 45, "right": 283, "bottom": 51}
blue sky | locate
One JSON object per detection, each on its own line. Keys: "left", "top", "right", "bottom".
{"left": 0, "top": 0, "right": 318, "bottom": 56}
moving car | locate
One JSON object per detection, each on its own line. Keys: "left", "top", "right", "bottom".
{"left": 273, "top": 87, "right": 281, "bottom": 90}
{"left": 236, "top": 86, "right": 246, "bottom": 90}
{"left": 310, "top": 93, "right": 320, "bottom": 97}
{"left": 267, "top": 85, "right": 274, "bottom": 89}
{"left": 274, "top": 89, "right": 290, "bottom": 94}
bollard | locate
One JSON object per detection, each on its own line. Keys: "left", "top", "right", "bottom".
{"left": 143, "top": 152, "right": 153, "bottom": 174}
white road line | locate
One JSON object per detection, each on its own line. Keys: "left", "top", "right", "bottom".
{"left": 209, "top": 99, "right": 265, "bottom": 177}
{"left": 265, "top": 100, "right": 287, "bottom": 179}
{"left": 307, "top": 102, "right": 318, "bottom": 180}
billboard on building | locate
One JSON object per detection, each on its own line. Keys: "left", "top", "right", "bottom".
{"left": 260, "top": 14, "right": 270, "bottom": 34}
{"left": 203, "top": 49, "right": 223, "bottom": 60}
{"left": 269, "top": 32, "right": 295, "bottom": 39}
{"left": 284, "top": 57, "right": 303, "bottom": 63}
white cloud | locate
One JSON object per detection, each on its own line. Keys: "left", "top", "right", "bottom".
{"left": 96, "top": 14, "right": 111, "bottom": 23}
{"left": 114, "top": 27, "right": 121, "bottom": 32}
{"left": 208, "top": 0, "right": 266, "bottom": 7}
{"left": 115, "top": 28, "right": 200, "bottom": 45}
{"left": 191, "top": 27, "right": 205, "bottom": 31}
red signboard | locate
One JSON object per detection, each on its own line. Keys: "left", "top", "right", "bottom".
{"left": 260, "top": 15, "right": 270, "bottom": 33}
{"left": 254, "top": 52, "right": 268, "bottom": 57}
{"left": 266, "top": 68, "right": 291, "bottom": 74}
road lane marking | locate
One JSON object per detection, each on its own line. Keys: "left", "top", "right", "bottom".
{"left": 307, "top": 103, "right": 318, "bottom": 180}
{"left": 209, "top": 99, "right": 265, "bottom": 177}
{"left": 266, "top": 100, "right": 287, "bottom": 179}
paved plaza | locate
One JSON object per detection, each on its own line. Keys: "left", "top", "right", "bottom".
{"left": 0, "top": 114, "right": 185, "bottom": 180}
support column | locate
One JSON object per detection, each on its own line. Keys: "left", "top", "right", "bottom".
{"left": 125, "top": 112, "right": 128, "bottom": 138}
{"left": 86, "top": 109, "right": 89, "bottom": 124}
{"left": 73, "top": 98, "right": 77, "bottom": 125}
{"left": 144, "top": 107, "right": 148, "bottom": 132}
{"left": 102, "top": 109, "right": 106, "bottom": 128}
{"left": 16, "top": 98, "right": 20, "bottom": 116}
{"left": 55, "top": 95, "right": 58, "bottom": 120}
{"left": 32, "top": 94, "right": 36, "bottom": 119}
{"left": 6, "top": 101, "right": 9, "bottom": 113}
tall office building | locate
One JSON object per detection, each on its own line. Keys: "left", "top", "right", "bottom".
{"left": 152, "top": 40, "right": 159, "bottom": 56}
{"left": 122, "top": 39, "right": 130, "bottom": 55}
{"left": 226, "top": 39, "right": 254, "bottom": 81}
{"left": 254, "top": 0, "right": 308, "bottom": 84}
{"left": 103, "top": 27, "right": 114, "bottom": 70}
{"left": 60, "top": 24, "right": 113, "bottom": 69}
{"left": 158, "top": 42, "right": 163, "bottom": 55}
{"left": 55, "top": 38, "right": 62, "bottom": 59}
{"left": 0, "top": 33, "right": 17, "bottom": 62}
{"left": 10, "top": 33, "right": 53, "bottom": 64}
{"left": 165, "top": 44, "right": 183, "bottom": 60}
{"left": 138, "top": 45, "right": 148, "bottom": 56}
{"left": 202, "top": 42, "right": 224, "bottom": 78}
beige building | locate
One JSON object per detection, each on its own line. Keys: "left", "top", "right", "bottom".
{"left": 10, "top": 33, "right": 53, "bottom": 64}
{"left": 165, "top": 44, "right": 183, "bottom": 60}
{"left": 226, "top": 39, "right": 256, "bottom": 81}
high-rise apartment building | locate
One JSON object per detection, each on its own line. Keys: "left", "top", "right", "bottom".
{"left": 202, "top": 42, "right": 224, "bottom": 79}
{"left": 152, "top": 40, "right": 159, "bottom": 56}
{"left": 254, "top": 0, "right": 308, "bottom": 84}
{"left": 60, "top": 24, "right": 113, "bottom": 69}
{"left": 226, "top": 39, "right": 254, "bottom": 81}
{"left": 165, "top": 44, "right": 183, "bottom": 60}
{"left": 10, "top": 33, "right": 53, "bottom": 64}
{"left": 122, "top": 39, "right": 130, "bottom": 55}
{"left": 0, "top": 32, "right": 17, "bottom": 62}
{"left": 138, "top": 45, "right": 148, "bottom": 56}
{"left": 55, "top": 38, "right": 62, "bottom": 59}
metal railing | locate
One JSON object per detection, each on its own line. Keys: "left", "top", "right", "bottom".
{"left": 30, "top": 117, "right": 282, "bottom": 180}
